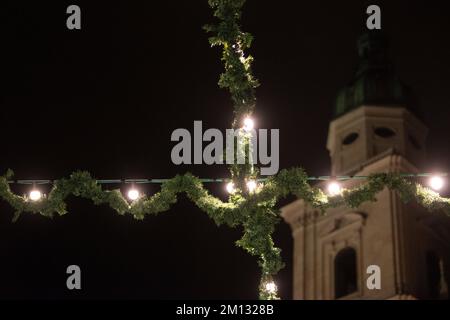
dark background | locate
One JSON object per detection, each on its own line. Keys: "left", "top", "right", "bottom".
{"left": 0, "top": 0, "right": 449, "bottom": 299}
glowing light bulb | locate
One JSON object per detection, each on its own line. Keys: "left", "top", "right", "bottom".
{"left": 247, "top": 180, "right": 258, "bottom": 193}
{"left": 128, "top": 189, "right": 140, "bottom": 201}
{"left": 226, "top": 182, "right": 236, "bottom": 194}
{"left": 327, "top": 181, "right": 342, "bottom": 196}
{"left": 29, "top": 190, "right": 42, "bottom": 201}
{"left": 243, "top": 117, "right": 254, "bottom": 132}
{"left": 429, "top": 176, "right": 444, "bottom": 191}
{"left": 265, "top": 281, "right": 277, "bottom": 294}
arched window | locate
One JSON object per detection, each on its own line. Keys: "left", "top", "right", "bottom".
{"left": 426, "top": 251, "right": 441, "bottom": 299}
{"left": 342, "top": 132, "right": 359, "bottom": 146}
{"left": 374, "top": 127, "right": 396, "bottom": 138}
{"left": 334, "top": 247, "right": 357, "bottom": 299}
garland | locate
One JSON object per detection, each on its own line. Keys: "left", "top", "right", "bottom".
{"left": 204, "top": 0, "right": 260, "bottom": 187}
{"left": 204, "top": 0, "right": 259, "bottom": 126}
{"left": 1, "top": 168, "right": 449, "bottom": 299}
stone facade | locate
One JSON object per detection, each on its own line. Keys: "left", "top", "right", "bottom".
{"left": 327, "top": 106, "right": 427, "bottom": 176}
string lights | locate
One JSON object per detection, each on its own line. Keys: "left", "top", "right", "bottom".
{"left": 327, "top": 181, "right": 342, "bottom": 196}
{"left": 260, "top": 278, "right": 279, "bottom": 300}
{"left": 6, "top": 173, "right": 447, "bottom": 199}
{"left": 429, "top": 175, "right": 445, "bottom": 191}
{"left": 226, "top": 182, "right": 236, "bottom": 194}
{"left": 127, "top": 188, "right": 140, "bottom": 201}
{"left": 246, "top": 180, "right": 258, "bottom": 193}
{"left": 265, "top": 281, "right": 277, "bottom": 294}
{"left": 29, "top": 189, "right": 42, "bottom": 201}
{"left": 243, "top": 117, "right": 254, "bottom": 132}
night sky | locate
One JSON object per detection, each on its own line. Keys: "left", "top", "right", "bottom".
{"left": 1, "top": 1, "right": 449, "bottom": 299}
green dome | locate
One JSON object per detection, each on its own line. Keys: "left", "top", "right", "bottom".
{"left": 335, "top": 31, "right": 415, "bottom": 117}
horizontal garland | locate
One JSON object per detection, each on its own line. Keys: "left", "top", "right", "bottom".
{"left": 1, "top": 168, "right": 449, "bottom": 299}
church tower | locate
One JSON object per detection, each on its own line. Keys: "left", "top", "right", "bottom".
{"left": 282, "top": 31, "right": 450, "bottom": 300}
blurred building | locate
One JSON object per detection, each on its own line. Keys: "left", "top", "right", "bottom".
{"left": 281, "top": 31, "right": 450, "bottom": 300}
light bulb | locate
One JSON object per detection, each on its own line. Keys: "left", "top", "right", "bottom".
{"left": 265, "top": 281, "right": 277, "bottom": 294}
{"left": 429, "top": 176, "right": 444, "bottom": 191}
{"left": 247, "top": 180, "right": 257, "bottom": 193}
{"left": 226, "top": 182, "right": 236, "bottom": 194}
{"left": 327, "top": 181, "right": 342, "bottom": 196}
{"left": 243, "top": 117, "right": 254, "bottom": 132}
{"left": 29, "top": 190, "right": 42, "bottom": 201}
{"left": 128, "top": 189, "right": 140, "bottom": 201}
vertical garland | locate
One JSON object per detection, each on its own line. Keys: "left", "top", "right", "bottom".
{"left": 204, "top": 0, "right": 282, "bottom": 299}
{"left": 204, "top": 0, "right": 259, "bottom": 185}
